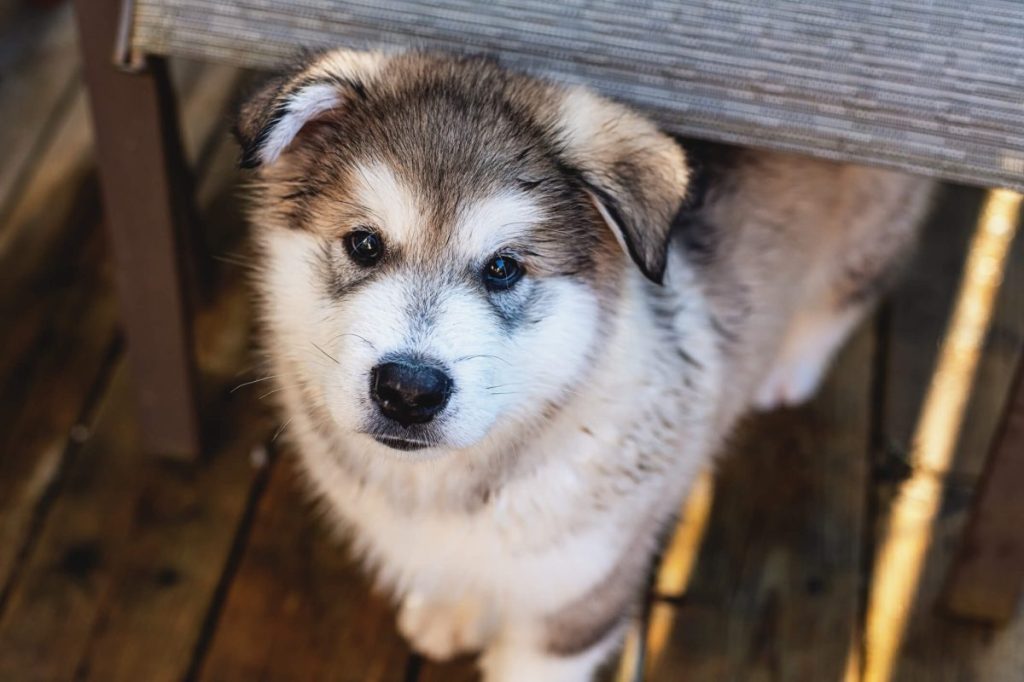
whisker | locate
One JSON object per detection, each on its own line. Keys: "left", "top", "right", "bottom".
{"left": 272, "top": 417, "right": 294, "bottom": 442}
{"left": 230, "top": 375, "right": 280, "bottom": 393}
{"left": 258, "top": 387, "right": 285, "bottom": 400}
{"left": 311, "top": 342, "right": 340, "bottom": 365}
{"left": 453, "top": 354, "right": 512, "bottom": 366}
{"left": 214, "top": 253, "right": 257, "bottom": 270}
{"left": 331, "top": 332, "right": 377, "bottom": 350}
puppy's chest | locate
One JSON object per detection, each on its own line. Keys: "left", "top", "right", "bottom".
{"left": 329, "top": 409, "right": 685, "bottom": 597}
{"left": 323, "top": 361, "right": 702, "bottom": 557}
{"left": 340, "top": 408, "right": 667, "bottom": 541}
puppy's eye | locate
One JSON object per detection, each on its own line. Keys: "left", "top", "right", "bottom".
{"left": 483, "top": 255, "right": 524, "bottom": 291}
{"left": 345, "top": 230, "right": 383, "bottom": 266}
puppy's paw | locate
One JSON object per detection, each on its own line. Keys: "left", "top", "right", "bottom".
{"left": 753, "top": 355, "right": 828, "bottom": 411}
{"left": 397, "top": 593, "right": 493, "bottom": 661}
{"left": 754, "top": 306, "right": 864, "bottom": 411}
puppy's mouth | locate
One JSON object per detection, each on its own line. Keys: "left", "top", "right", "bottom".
{"left": 369, "top": 433, "right": 437, "bottom": 451}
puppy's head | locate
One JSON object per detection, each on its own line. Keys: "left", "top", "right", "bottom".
{"left": 240, "top": 51, "right": 689, "bottom": 455}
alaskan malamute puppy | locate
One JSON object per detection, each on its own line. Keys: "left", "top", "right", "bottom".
{"left": 236, "top": 50, "right": 933, "bottom": 681}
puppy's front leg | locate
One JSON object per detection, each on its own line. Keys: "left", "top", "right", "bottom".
{"left": 479, "top": 621, "right": 627, "bottom": 682}
{"left": 397, "top": 592, "right": 496, "bottom": 661}
{"left": 480, "top": 561, "right": 642, "bottom": 682}
{"left": 477, "top": 520, "right": 653, "bottom": 680}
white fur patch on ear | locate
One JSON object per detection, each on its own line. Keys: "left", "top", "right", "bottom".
{"left": 260, "top": 83, "right": 342, "bottom": 166}
{"left": 256, "top": 50, "right": 391, "bottom": 166}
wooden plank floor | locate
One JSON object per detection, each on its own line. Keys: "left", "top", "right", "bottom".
{"left": 0, "top": 4, "right": 1022, "bottom": 681}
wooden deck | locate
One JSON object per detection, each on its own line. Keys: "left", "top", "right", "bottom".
{"left": 0, "top": 4, "right": 1022, "bottom": 681}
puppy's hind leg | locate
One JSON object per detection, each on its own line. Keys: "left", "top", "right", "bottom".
{"left": 753, "top": 300, "right": 868, "bottom": 410}
{"left": 755, "top": 171, "right": 935, "bottom": 411}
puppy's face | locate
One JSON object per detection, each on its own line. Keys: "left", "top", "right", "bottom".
{"left": 239, "top": 52, "right": 689, "bottom": 455}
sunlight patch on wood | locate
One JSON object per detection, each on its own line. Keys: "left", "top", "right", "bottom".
{"left": 655, "top": 470, "right": 716, "bottom": 598}
{"left": 862, "top": 188, "right": 1021, "bottom": 682}
{"left": 615, "top": 468, "right": 715, "bottom": 681}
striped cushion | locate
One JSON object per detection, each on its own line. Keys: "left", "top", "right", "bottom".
{"left": 130, "top": 0, "right": 1024, "bottom": 190}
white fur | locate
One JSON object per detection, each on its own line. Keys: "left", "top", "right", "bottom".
{"left": 349, "top": 161, "right": 423, "bottom": 244}
{"left": 306, "top": 50, "right": 389, "bottom": 83}
{"left": 398, "top": 591, "right": 496, "bottom": 660}
{"left": 481, "top": 622, "right": 626, "bottom": 682}
{"left": 260, "top": 83, "right": 341, "bottom": 165}
{"left": 259, "top": 51, "right": 390, "bottom": 165}
{"left": 557, "top": 88, "right": 616, "bottom": 159}
{"left": 455, "top": 191, "right": 547, "bottom": 257}
{"left": 754, "top": 304, "right": 864, "bottom": 410}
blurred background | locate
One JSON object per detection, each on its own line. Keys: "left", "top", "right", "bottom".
{"left": 0, "top": 1, "right": 1021, "bottom": 681}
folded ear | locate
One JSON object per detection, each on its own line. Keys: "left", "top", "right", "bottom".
{"left": 234, "top": 50, "right": 390, "bottom": 168}
{"left": 552, "top": 87, "right": 690, "bottom": 284}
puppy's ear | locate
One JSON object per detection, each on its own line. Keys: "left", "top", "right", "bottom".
{"left": 552, "top": 87, "right": 690, "bottom": 284}
{"left": 234, "top": 50, "right": 389, "bottom": 168}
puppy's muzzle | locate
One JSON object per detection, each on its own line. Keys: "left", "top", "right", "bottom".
{"left": 370, "top": 359, "right": 453, "bottom": 426}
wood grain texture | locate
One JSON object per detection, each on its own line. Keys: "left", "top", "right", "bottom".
{"left": 940, "top": 192, "right": 1024, "bottom": 623}
{"left": 647, "top": 323, "right": 874, "bottom": 682}
{"left": 195, "top": 455, "right": 412, "bottom": 682}
{"left": 0, "top": 361, "right": 267, "bottom": 682}
{"left": 0, "top": 144, "right": 264, "bottom": 677}
{"left": 0, "top": 3, "right": 79, "bottom": 224}
{"left": 880, "top": 185, "right": 995, "bottom": 483}
{"left": 72, "top": 396, "right": 271, "bottom": 682}
{"left": 0, "top": 220, "right": 116, "bottom": 610}
{"left": 874, "top": 186, "right": 1024, "bottom": 682}
{"left": 0, "top": 363, "right": 149, "bottom": 682}
{"left": 0, "top": 26, "right": 259, "bottom": 678}
{"left": 0, "top": 87, "right": 95, "bottom": 310}
{"left": 0, "top": 80, "right": 107, "bottom": 599}
{"left": 0, "top": 58, "right": 243, "bottom": 612}
{"left": 0, "top": 198, "right": 266, "bottom": 682}
{"left": 945, "top": 365, "right": 1024, "bottom": 623}
{"left": 418, "top": 655, "right": 481, "bottom": 682}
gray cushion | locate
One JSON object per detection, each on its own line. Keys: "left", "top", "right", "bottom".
{"left": 131, "top": 0, "right": 1024, "bottom": 190}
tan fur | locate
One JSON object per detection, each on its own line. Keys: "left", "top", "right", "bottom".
{"left": 691, "top": 151, "right": 935, "bottom": 414}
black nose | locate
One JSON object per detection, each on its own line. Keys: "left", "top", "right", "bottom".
{"left": 370, "top": 361, "right": 453, "bottom": 426}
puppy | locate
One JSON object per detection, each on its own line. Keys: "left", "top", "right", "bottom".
{"left": 236, "top": 50, "right": 933, "bottom": 681}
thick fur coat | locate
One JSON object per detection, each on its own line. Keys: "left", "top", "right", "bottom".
{"left": 236, "top": 50, "right": 934, "bottom": 681}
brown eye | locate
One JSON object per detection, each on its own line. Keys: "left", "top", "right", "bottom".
{"left": 483, "top": 255, "right": 524, "bottom": 291}
{"left": 345, "top": 230, "right": 382, "bottom": 266}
